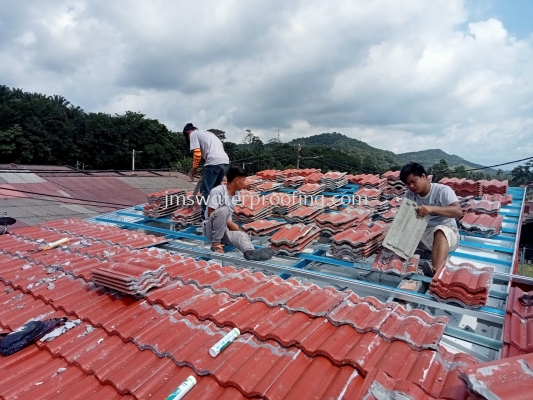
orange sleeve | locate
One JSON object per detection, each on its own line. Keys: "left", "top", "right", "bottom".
{"left": 192, "top": 148, "right": 202, "bottom": 168}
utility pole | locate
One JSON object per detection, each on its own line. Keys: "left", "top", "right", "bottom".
{"left": 296, "top": 144, "right": 301, "bottom": 169}
{"left": 132, "top": 149, "right": 143, "bottom": 175}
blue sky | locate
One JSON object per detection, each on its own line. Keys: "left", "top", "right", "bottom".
{"left": 467, "top": 0, "right": 533, "bottom": 38}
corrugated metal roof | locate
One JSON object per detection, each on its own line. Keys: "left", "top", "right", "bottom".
{"left": 118, "top": 177, "right": 196, "bottom": 193}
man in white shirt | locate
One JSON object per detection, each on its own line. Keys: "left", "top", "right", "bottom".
{"left": 183, "top": 123, "right": 230, "bottom": 218}
{"left": 400, "top": 162, "right": 463, "bottom": 276}
{"left": 203, "top": 165, "right": 275, "bottom": 261}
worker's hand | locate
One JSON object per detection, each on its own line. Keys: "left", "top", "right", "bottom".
{"left": 227, "top": 221, "right": 240, "bottom": 231}
{"left": 189, "top": 167, "right": 197, "bottom": 179}
{"left": 416, "top": 205, "right": 434, "bottom": 218}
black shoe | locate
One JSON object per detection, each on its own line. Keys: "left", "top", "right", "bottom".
{"left": 420, "top": 260, "right": 435, "bottom": 277}
{"left": 243, "top": 248, "right": 275, "bottom": 261}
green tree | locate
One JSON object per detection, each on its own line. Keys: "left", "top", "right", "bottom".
{"left": 429, "top": 159, "right": 450, "bottom": 182}
{"left": 207, "top": 128, "right": 226, "bottom": 141}
{"left": 451, "top": 165, "right": 468, "bottom": 179}
{"left": 511, "top": 161, "right": 533, "bottom": 186}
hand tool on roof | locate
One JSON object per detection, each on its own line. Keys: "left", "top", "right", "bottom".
{"left": 28, "top": 237, "right": 70, "bottom": 254}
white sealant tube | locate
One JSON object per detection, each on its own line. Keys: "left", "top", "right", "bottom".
{"left": 209, "top": 328, "right": 240, "bottom": 357}
{"left": 166, "top": 376, "right": 197, "bottom": 400}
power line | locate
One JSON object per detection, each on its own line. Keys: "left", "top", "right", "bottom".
{"left": 455, "top": 156, "right": 533, "bottom": 172}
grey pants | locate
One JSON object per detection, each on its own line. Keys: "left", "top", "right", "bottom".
{"left": 202, "top": 206, "right": 255, "bottom": 253}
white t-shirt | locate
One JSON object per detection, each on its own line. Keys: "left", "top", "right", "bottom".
{"left": 189, "top": 129, "right": 229, "bottom": 166}
{"left": 205, "top": 185, "right": 240, "bottom": 220}
{"left": 405, "top": 183, "right": 459, "bottom": 229}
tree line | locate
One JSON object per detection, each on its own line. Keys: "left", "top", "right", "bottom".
{"left": 0, "top": 85, "right": 528, "bottom": 186}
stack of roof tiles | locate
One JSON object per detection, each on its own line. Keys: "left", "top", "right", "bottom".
{"left": 143, "top": 188, "right": 187, "bottom": 218}
{"left": 294, "top": 168, "right": 321, "bottom": 176}
{"left": 294, "top": 183, "right": 325, "bottom": 196}
{"left": 256, "top": 181, "right": 284, "bottom": 193}
{"left": 255, "top": 169, "right": 279, "bottom": 181}
{"left": 381, "top": 170, "right": 407, "bottom": 196}
{"left": 439, "top": 178, "right": 480, "bottom": 197}
{"left": 320, "top": 196, "right": 344, "bottom": 210}
{"left": 463, "top": 199, "right": 501, "bottom": 215}
{"left": 372, "top": 249, "right": 420, "bottom": 276}
{"left": 388, "top": 196, "right": 403, "bottom": 208}
{"left": 502, "top": 283, "right": 533, "bottom": 358}
{"left": 459, "top": 212, "right": 503, "bottom": 237}
{"left": 285, "top": 205, "right": 324, "bottom": 223}
{"left": 479, "top": 179, "right": 508, "bottom": 195}
{"left": 355, "top": 187, "right": 382, "bottom": 200}
{"left": 457, "top": 195, "right": 475, "bottom": 209}
{"left": 244, "top": 176, "right": 264, "bottom": 191}
{"left": 273, "top": 169, "right": 301, "bottom": 183}
{"left": 441, "top": 177, "right": 509, "bottom": 197}
{"left": 242, "top": 219, "right": 284, "bottom": 236}
{"left": 302, "top": 171, "right": 323, "bottom": 184}
{"left": 430, "top": 262, "right": 494, "bottom": 308}
{"left": 483, "top": 193, "right": 512, "bottom": 206}
{"left": 269, "top": 193, "right": 300, "bottom": 216}
{"left": 315, "top": 208, "right": 370, "bottom": 235}
{"left": 330, "top": 223, "right": 387, "bottom": 260}
{"left": 269, "top": 223, "right": 320, "bottom": 254}
{"left": 349, "top": 174, "right": 388, "bottom": 189}
{"left": 91, "top": 261, "right": 170, "bottom": 296}
{"left": 172, "top": 204, "right": 203, "bottom": 226}
{"left": 373, "top": 208, "right": 399, "bottom": 223}
{"left": 359, "top": 198, "right": 383, "bottom": 210}
{"left": 320, "top": 171, "right": 348, "bottom": 190}
{"left": 233, "top": 198, "right": 273, "bottom": 223}
{"left": 0, "top": 218, "right": 507, "bottom": 400}
{"left": 284, "top": 175, "right": 304, "bottom": 188}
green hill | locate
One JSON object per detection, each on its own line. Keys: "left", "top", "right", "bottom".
{"left": 288, "top": 133, "right": 490, "bottom": 172}
{"left": 397, "top": 149, "right": 491, "bottom": 171}
{"left": 289, "top": 132, "right": 402, "bottom": 170}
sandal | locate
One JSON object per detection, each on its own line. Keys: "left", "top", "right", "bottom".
{"left": 210, "top": 242, "right": 224, "bottom": 254}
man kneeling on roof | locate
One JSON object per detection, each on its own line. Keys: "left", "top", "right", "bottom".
{"left": 400, "top": 162, "right": 463, "bottom": 277}
{"left": 203, "top": 165, "right": 276, "bottom": 261}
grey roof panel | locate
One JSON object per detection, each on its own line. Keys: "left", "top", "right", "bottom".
{"left": 118, "top": 176, "right": 196, "bottom": 192}
{"left": 382, "top": 198, "right": 429, "bottom": 259}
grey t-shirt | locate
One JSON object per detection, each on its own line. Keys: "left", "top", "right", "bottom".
{"left": 205, "top": 185, "right": 240, "bottom": 220}
{"left": 404, "top": 183, "right": 459, "bottom": 229}
{"left": 189, "top": 129, "right": 229, "bottom": 166}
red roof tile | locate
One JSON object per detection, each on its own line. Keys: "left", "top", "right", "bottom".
{"left": 429, "top": 262, "right": 493, "bottom": 308}
{"left": 458, "top": 352, "right": 533, "bottom": 400}
{"left": 0, "top": 218, "right": 498, "bottom": 399}
{"left": 371, "top": 249, "right": 420, "bottom": 276}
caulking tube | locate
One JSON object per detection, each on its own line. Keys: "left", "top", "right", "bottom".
{"left": 166, "top": 376, "right": 197, "bottom": 400}
{"left": 209, "top": 328, "right": 240, "bottom": 357}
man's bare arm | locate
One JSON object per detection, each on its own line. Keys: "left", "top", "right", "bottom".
{"left": 416, "top": 202, "right": 463, "bottom": 218}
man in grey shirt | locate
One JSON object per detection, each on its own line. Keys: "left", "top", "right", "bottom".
{"left": 400, "top": 162, "right": 463, "bottom": 276}
{"left": 183, "top": 123, "right": 230, "bottom": 218}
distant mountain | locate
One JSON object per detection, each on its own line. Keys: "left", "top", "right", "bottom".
{"left": 397, "top": 149, "right": 492, "bottom": 171}
{"left": 289, "top": 133, "right": 402, "bottom": 170}
{"left": 289, "top": 133, "right": 491, "bottom": 173}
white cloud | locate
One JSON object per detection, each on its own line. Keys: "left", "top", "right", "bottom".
{"left": 1, "top": 0, "right": 532, "bottom": 166}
